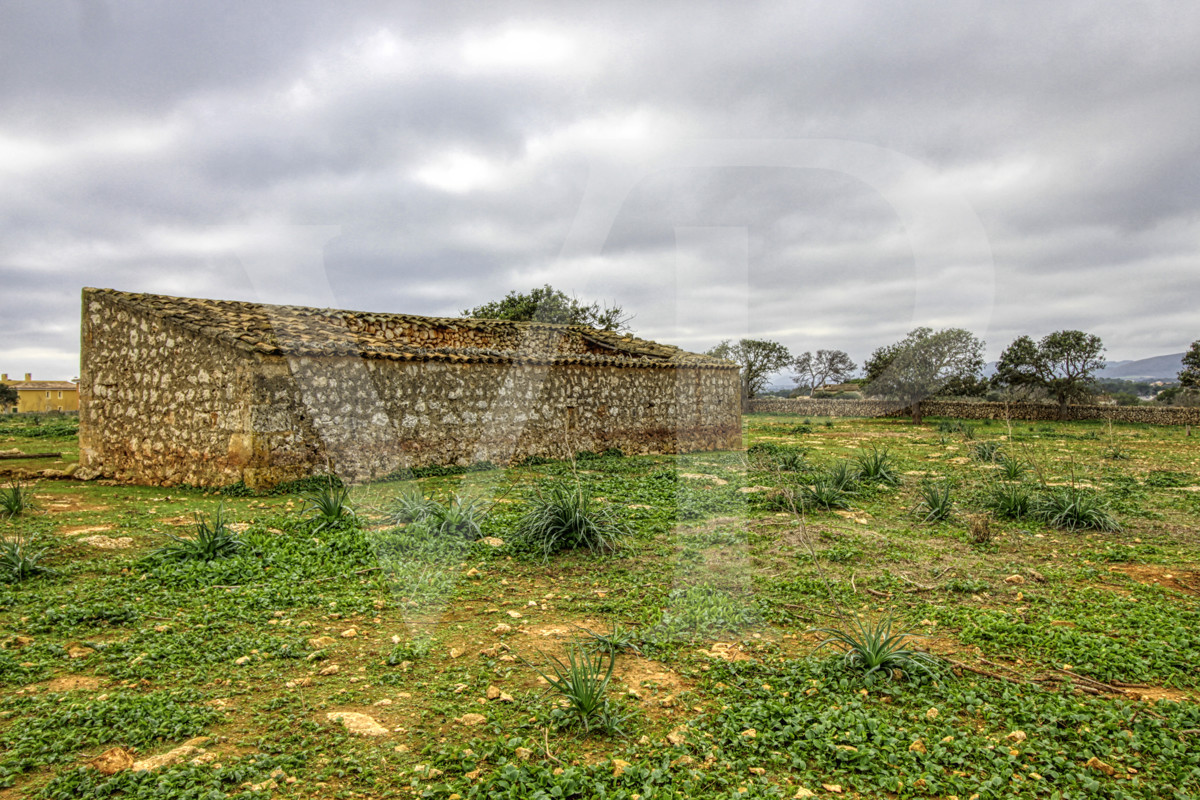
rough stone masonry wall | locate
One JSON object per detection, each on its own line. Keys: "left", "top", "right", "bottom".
{"left": 242, "top": 356, "right": 741, "bottom": 486}
{"left": 79, "top": 292, "right": 257, "bottom": 486}
{"left": 747, "top": 397, "right": 1200, "bottom": 425}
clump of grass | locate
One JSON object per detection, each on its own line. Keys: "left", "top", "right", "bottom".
{"left": 972, "top": 441, "right": 1003, "bottom": 462}
{"left": 996, "top": 454, "right": 1028, "bottom": 480}
{"left": 387, "top": 485, "right": 441, "bottom": 524}
{"left": 801, "top": 476, "right": 854, "bottom": 510}
{"left": 519, "top": 481, "right": 628, "bottom": 558}
{"left": 302, "top": 480, "right": 356, "bottom": 532}
{"left": 774, "top": 448, "right": 811, "bottom": 472}
{"left": 825, "top": 460, "right": 861, "bottom": 492}
{"left": 386, "top": 636, "right": 434, "bottom": 665}
{"left": 1103, "top": 445, "right": 1131, "bottom": 460}
{"left": 1035, "top": 487, "right": 1120, "bottom": 532}
{"left": 0, "top": 531, "right": 53, "bottom": 583}
{"left": 812, "top": 616, "right": 940, "bottom": 682}
{"left": 428, "top": 495, "right": 486, "bottom": 540}
{"left": 854, "top": 446, "right": 900, "bottom": 486}
{"left": 527, "top": 645, "right": 620, "bottom": 733}
{"left": 151, "top": 506, "right": 241, "bottom": 562}
{"left": 959, "top": 424, "right": 977, "bottom": 441}
{"left": 580, "top": 622, "right": 641, "bottom": 655}
{"left": 987, "top": 482, "right": 1035, "bottom": 520}
{"left": 0, "top": 480, "right": 34, "bottom": 518}
{"left": 914, "top": 482, "right": 954, "bottom": 522}
{"left": 387, "top": 489, "right": 486, "bottom": 539}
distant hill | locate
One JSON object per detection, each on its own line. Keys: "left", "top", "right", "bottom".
{"left": 982, "top": 352, "right": 1184, "bottom": 383}
{"left": 1098, "top": 353, "right": 1184, "bottom": 381}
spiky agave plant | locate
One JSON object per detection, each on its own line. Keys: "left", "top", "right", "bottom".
{"left": 914, "top": 482, "right": 954, "bottom": 523}
{"left": 0, "top": 531, "right": 53, "bottom": 583}
{"left": 1035, "top": 487, "right": 1120, "bottom": 532}
{"left": 152, "top": 505, "right": 242, "bottom": 562}
{"left": 812, "top": 615, "right": 940, "bottom": 681}
{"left": 0, "top": 480, "right": 34, "bottom": 518}
{"left": 854, "top": 446, "right": 901, "bottom": 486}
{"left": 519, "top": 481, "right": 628, "bottom": 558}
{"left": 303, "top": 480, "right": 357, "bottom": 532}
{"left": 527, "top": 645, "right": 619, "bottom": 733}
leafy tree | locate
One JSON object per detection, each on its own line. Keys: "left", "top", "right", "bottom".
{"left": 0, "top": 382, "right": 16, "bottom": 411}
{"left": 462, "top": 285, "right": 632, "bottom": 332}
{"left": 993, "top": 330, "right": 1106, "bottom": 416}
{"left": 863, "top": 327, "right": 985, "bottom": 424}
{"left": 706, "top": 339, "right": 793, "bottom": 401}
{"left": 792, "top": 350, "right": 857, "bottom": 396}
{"left": 1179, "top": 340, "right": 1200, "bottom": 390}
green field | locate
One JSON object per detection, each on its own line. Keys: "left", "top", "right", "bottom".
{"left": 1, "top": 413, "right": 1198, "bottom": 799}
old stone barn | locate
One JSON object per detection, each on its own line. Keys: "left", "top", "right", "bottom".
{"left": 78, "top": 289, "right": 741, "bottom": 488}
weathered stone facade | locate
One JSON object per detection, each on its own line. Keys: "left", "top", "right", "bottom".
{"left": 748, "top": 397, "right": 1200, "bottom": 425}
{"left": 79, "top": 289, "right": 741, "bottom": 488}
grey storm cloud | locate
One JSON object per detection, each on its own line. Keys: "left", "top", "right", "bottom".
{"left": 2, "top": 0, "right": 1200, "bottom": 380}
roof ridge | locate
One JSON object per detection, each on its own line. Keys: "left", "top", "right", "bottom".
{"left": 83, "top": 288, "right": 737, "bottom": 370}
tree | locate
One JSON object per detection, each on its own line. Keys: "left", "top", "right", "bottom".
{"left": 993, "top": 330, "right": 1106, "bottom": 416}
{"left": 463, "top": 284, "right": 632, "bottom": 332}
{"left": 706, "top": 339, "right": 793, "bottom": 401}
{"left": 0, "top": 381, "right": 16, "bottom": 411}
{"left": 862, "top": 327, "right": 985, "bottom": 424}
{"left": 1179, "top": 340, "right": 1200, "bottom": 390}
{"left": 792, "top": 350, "right": 857, "bottom": 396}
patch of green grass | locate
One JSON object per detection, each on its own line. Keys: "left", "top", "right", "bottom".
{"left": 0, "top": 690, "right": 220, "bottom": 780}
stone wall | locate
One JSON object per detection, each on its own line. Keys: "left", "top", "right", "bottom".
{"left": 244, "top": 357, "right": 740, "bottom": 486}
{"left": 79, "top": 290, "right": 741, "bottom": 488}
{"left": 79, "top": 291, "right": 257, "bottom": 486}
{"left": 747, "top": 397, "right": 1200, "bottom": 425}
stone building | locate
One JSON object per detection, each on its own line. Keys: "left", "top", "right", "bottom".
{"left": 78, "top": 288, "right": 741, "bottom": 488}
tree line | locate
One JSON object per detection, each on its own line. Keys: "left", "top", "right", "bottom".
{"left": 455, "top": 286, "right": 1200, "bottom": 423}
{"left": 707, "top": 331, "right": 1200, "bottom": 424}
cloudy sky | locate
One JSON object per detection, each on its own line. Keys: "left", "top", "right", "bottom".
{"left": 3, "top": 1, "right": 1199, "bottom": 382}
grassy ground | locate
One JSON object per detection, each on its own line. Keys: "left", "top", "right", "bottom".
{"left": 1, "top": 413, "right": 1198, "bottom": 799}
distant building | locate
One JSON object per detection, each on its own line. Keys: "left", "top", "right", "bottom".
{"left": 0, "top": 373, "right": 80, "bottom": 414}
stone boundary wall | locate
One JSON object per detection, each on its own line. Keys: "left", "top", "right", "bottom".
{"left": 747, "top": 397, "right": 1200, "bottom": 425}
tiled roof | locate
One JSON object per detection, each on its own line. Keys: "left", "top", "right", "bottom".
{"left": 85, "top": 289, "right": 737, "bottom": 370}
{"left": 8, "top": 382, "right": 78, "bottom": 391}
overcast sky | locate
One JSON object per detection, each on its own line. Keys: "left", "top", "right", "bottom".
{"left": 3, "top": 1, "right": 1199, "bottom": 382}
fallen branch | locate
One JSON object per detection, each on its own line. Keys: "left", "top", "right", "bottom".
{"left": 0, "top": 452, "right": 61, "bottom": 460}
{"left": 1054, "top": 668, "right": 1128, "bottom": 695}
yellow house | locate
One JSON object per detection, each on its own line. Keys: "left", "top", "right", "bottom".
{"left": 0, "top": 373, "right": 80, "bottom": 413}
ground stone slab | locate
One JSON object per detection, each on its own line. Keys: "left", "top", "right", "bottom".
{"left": 327, "top": 711, "right": 389, "bottom": 736}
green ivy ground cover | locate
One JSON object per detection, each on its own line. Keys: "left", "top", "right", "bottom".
{"left": 0, "top": 414, "right": 1196, "bottom": 798}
